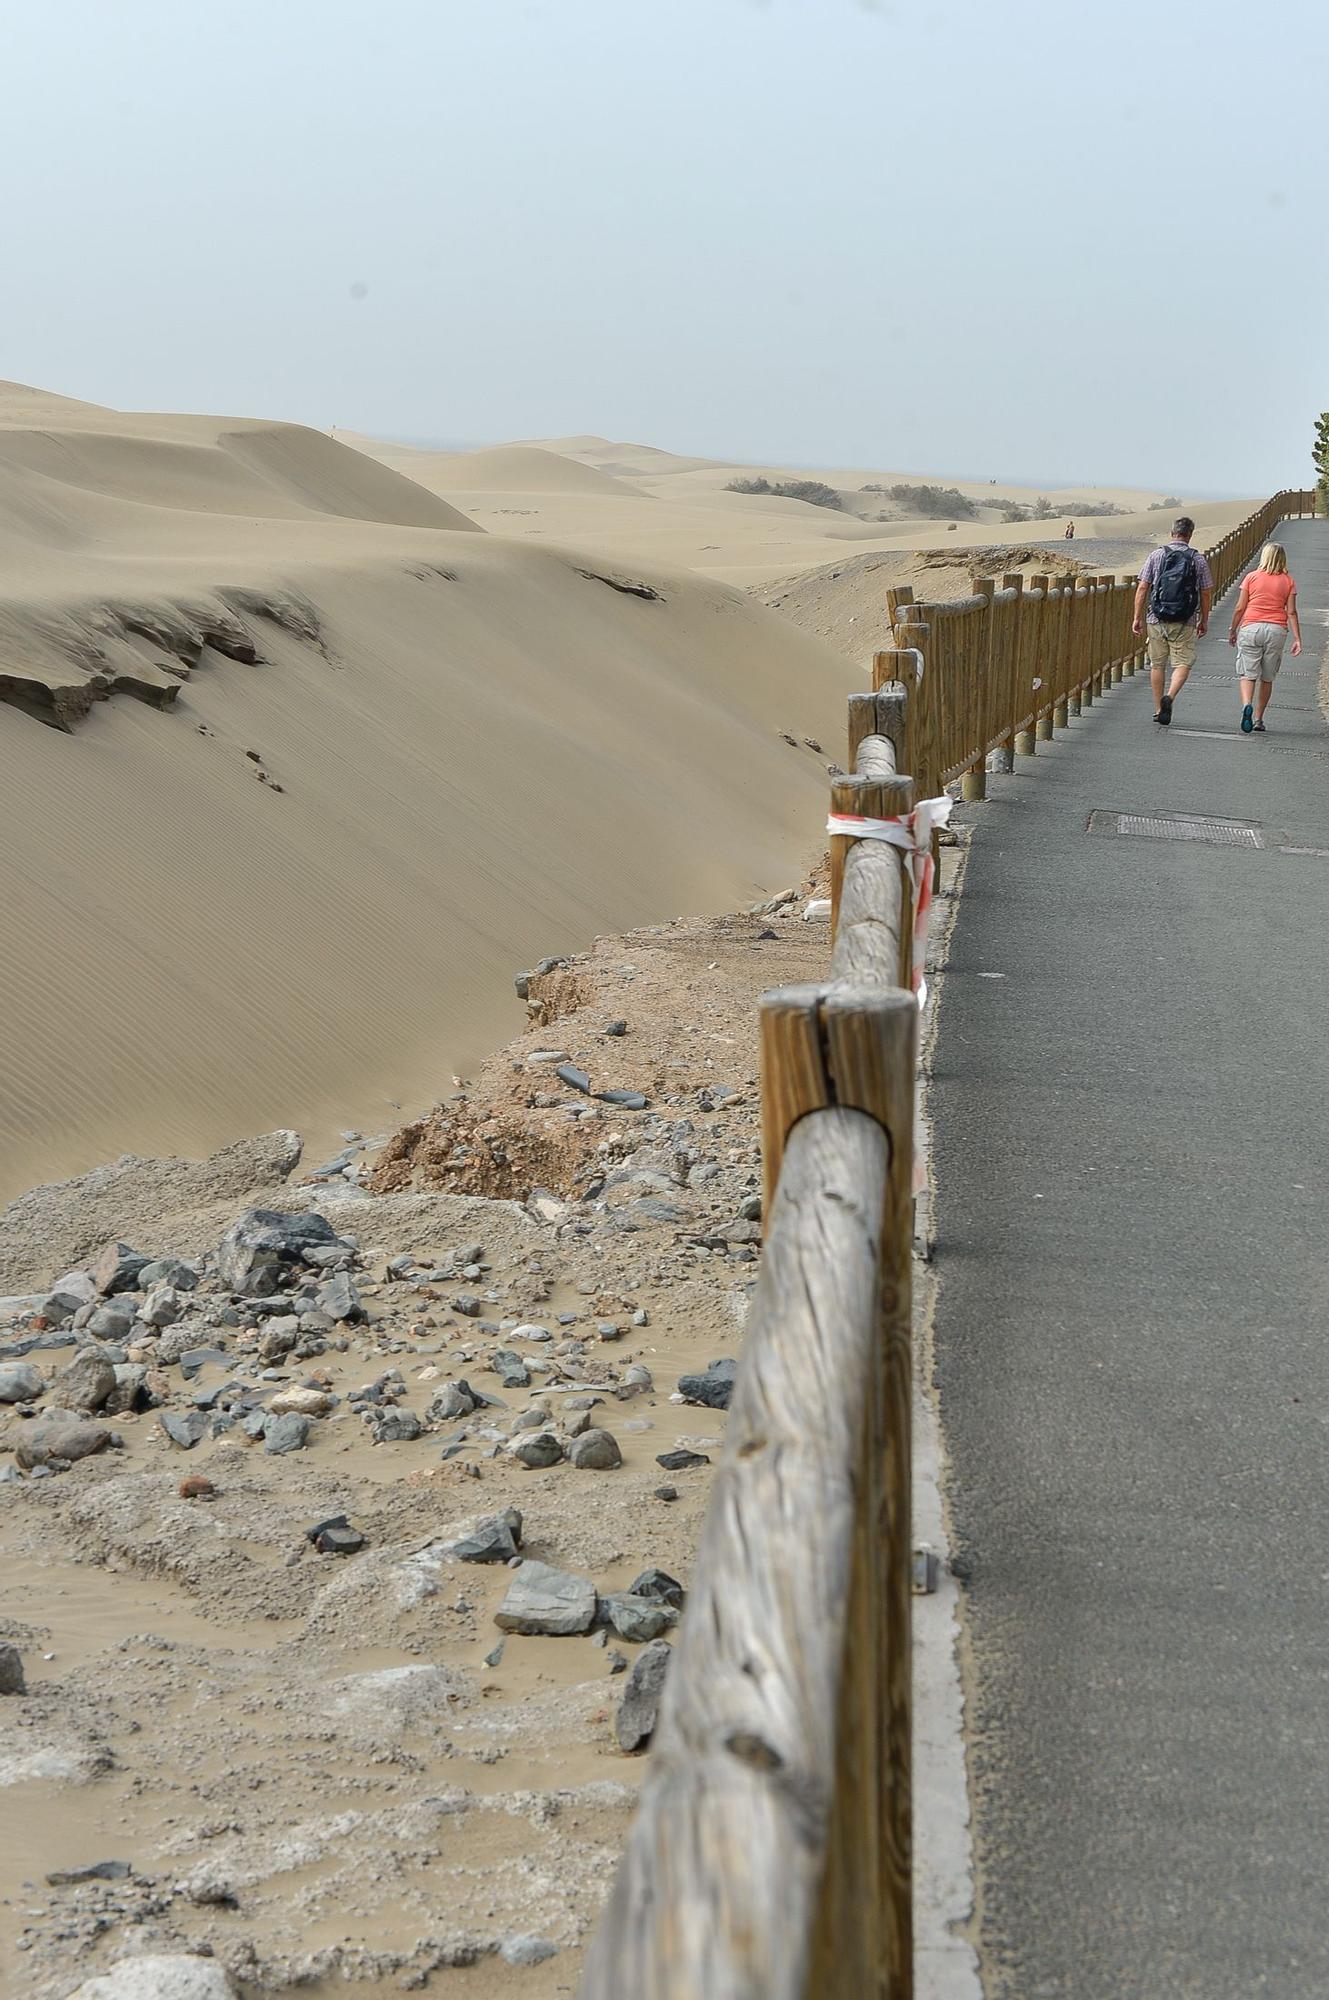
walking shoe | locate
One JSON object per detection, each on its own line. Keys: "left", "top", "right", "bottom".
{"left": 1157, "top": 694, "right": 1173, "bottom": 726}
{"left": 1241, "top": 702, "right": 1254, "bottom": 732}
{"left": 1254, "top": 719, "right": 1266, "bottom": 732}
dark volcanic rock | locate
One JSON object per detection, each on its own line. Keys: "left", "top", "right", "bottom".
{"left": 450, "top": 1507, "right": 523, "bottom": 1564}
{"left": 93, "top": 1242, "right": 152, "bottom": 1295}
{"left": 677, "top": 1358, "right": 737, "bottom": 1410}
{"left": 159, "top": 1409, "right": 209, "bottom": 1450}
{"left": 217, "top": 1209, "right": 340, "bottom": 1297}
{"left": 616, "top": 1638, "right": 671, "bottom": 1752}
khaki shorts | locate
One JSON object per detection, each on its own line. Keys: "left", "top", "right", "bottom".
{"left": 1147, "top": 620, "right": 1198, "bottom": 671}
{"left": 1236, "top": 621, "right": 1286, "bottom": 682}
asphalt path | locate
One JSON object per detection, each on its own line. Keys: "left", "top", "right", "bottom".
{"left": 931, "top": 519, "right": 1329, "bottom": 1998}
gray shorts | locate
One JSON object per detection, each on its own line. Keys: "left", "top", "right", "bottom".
{"left": 1236, "top": 622, "right": 1286, "bottom": 681}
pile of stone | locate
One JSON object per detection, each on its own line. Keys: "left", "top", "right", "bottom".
{"left": 0, "top": 1210, "right": 363, "bottom": 1477}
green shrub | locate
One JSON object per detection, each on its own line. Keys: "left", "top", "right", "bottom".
{"left": 887, "top": 482, "right": 978, "bottom": 520}
{"left": 725, "top": 476, "right": 843, "bottom": 510}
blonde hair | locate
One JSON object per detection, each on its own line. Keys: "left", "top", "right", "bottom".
{"left": 1258, "top": 543, "right": 1288, "bottom": 574}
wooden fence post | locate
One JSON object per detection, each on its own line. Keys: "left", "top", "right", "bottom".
{"left": 1029, "top": 575, "right": 1055, "bottom": 739}
{"left": 1050, "top": 576, "right": 1070, "bottom": 726}
{"left": 963, "top": 578, "right": 994, "bottom": 798}
{"left": 759, "top": 982, "right": 917, "bottom": 2000}
{"left": 1008, "top": 574, "right": 1037, "bottom": 756}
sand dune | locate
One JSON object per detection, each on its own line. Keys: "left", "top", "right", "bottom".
{"left": 349, "top": 427, "right": 1255, "bottom": 589}
{"left": 362, "top": 440, "right": 646, "bottom": 498}
{"left": 0, "top": 384, "right": 857, "bottom": 1202}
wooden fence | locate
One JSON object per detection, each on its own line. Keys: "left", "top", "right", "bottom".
{"left": 882, "top": 489, "right": 1317, "bottom": 807}
{"left": 576, "top": 489, "right": 1315, "bottom": 2000}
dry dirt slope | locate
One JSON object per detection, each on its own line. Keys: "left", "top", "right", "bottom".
{"left": 0, "top": 381, "right": 858, "bottom": 1202}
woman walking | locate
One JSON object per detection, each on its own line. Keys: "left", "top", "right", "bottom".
{"left": 1228, "top": 543, "right": 1302, "bottom": 732}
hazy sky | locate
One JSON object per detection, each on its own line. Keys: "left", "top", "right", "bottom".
{"left": 5, "top": 0, "right": 1327, "bottom": 492}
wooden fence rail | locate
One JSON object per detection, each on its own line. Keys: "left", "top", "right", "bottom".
{"left": 576, "top": 487, "right": 1315, "bottom": 2000}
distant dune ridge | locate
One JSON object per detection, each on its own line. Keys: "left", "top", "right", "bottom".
{"left": 0, "top": 381, "right": 860, "bottom": 1201}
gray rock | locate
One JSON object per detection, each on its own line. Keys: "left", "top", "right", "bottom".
{"left": 616, "top": 1638, "right": 672, "bottom": 1752}
{"left": 509, "top": 1431, "right": 565, "bottom": 1469}
{"left": 15, "top": 1421, "right": 114, "bottom": 1469}
{"left": 427, "top": 1380, "right": 477, "bottom": 1422}
{"left": 92, "top": 1242, "right": 151, "bottom": 1296}
{"left": 257, "top": 1316, "right": 300, "bottom": 1361}
{"left": 605, "top": 1019, "right": 628, "bottom": 1036}
{"left": 51, "top": 1269, "right": 98, "bottom": 1307}
{"left": 317, "top": 1525, "right": 365, "bottom": 1556}
{"left": 263, "top": 1413, "right": 310, "bottom": 1455}
{"left": 739, "top": 1193, "right": 763, "bottom": 1222}
{"left": 451, "top": 1293, "right": 482, "bottom": 1318}
{"left": 159, "top": 1409, "right": 209, "bottom": 1450}
{"left": 495, "top": 1559, "right": 597, "bottom": 1636}
{"left": 0, "top": 1642, "right": 25, "bottom": 1693}
{"left": 305, "top": 1514, "right": 365, "bottom": 1555}
{"left": 135, "top": 1259, "right": 199, "bottom": 1292}
{"left": 140, "top": 1285, "right": 184, "bottom": 1329}
{"left": 608, "top": 1649, "right": 629, "bottom": 1673}
{"left": 568, "top": 1428, "right": 623, "bottom": 1471}
{"left": 655, "top": 1448, "right": 710, "bottom": 1472}
{"left": 69, "top": 1956, "right": 240, "bottom": 2000}
{"left": 316, "top": 1272, "right": 363, "bottom": 1323}
{"left": 630, "top": 1567, "right": 685, "bottom": 1608}
{"left": 493, "top": 1350, "right": 530, "bottom": 1388}
{"left": 0, "top": 1360, "right": 44, "bottom": 1403}
{"left": 216, "top": 1208, "right": 340, "bottom": 1297}
{"left": 52, "top": 1347, "right": 118, "bottom": 1412}
{"left": 37, "top": 1289, "right": 87, "bottom": 1329}
{"left": 631, "top": 1197, "right": 687, "bottom": 1226}
{"left": 621, "top": 1363, "right": 653, "bottom": 1391}
{"left": 555, "top": 1063, "right": 592, "bottom": 1094}
{"left": 177, "top": 1347, "right": 230, "bottom": 1380}
{"left": 602, "top": 1593, "right": 677, "bottom": 1643}
{"left": 450, "top": 1507, "right": 523, "bottom": 1564}
{"left": 153, "top": 1322, "right": 211, "bottom": 1366}
{"left": 45, "top": 1859, "right": 132, "bottom": 1885}
{"left": 106, "top": 1364, "right": 150, "bottom": 1415}
{"left": 88, "top": 1301, "right": 138, "bottom": 1342}
{"left": 500, "top": 1936, "right": 558, "bottom": 1967}
{"left": 596, "top": 1320, "right": 623, "bottom": 1342}
{"left": 596, "top": 1089, "right": 648, "bottom": 1110}
{"left": 677, "top": 1357, "right": 737, "bottom": 1410}
{"left": 369, "top": 1407, "right": 422, "bottom": 1443}
{"left": 510, "top": 1323, "right": 552, "bottom": 1342}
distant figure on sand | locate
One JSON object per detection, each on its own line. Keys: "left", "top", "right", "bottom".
{"left": 1132, "top": 515, "right": 1213, "bottom": 726}
{"left": 1064, "top": 521, "right": 1075, "bottom": 540}
{"left": 1229, "top": 542, "right": 1301, "bottom": 732}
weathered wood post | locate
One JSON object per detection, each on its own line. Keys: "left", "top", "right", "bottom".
{"left": 1050, "top": 575, "right": 1070, "bottom": 727}
{"left": 963, "top": 578, "right": 994, "bottom": 798}
{"left": 985, "top": 581, "right": 1016, "bottom": 774}
{"left": 1009, "top": 573, "right": 1037, "bottom": 756}
{"left": 1030, "top": 575, "right": 1055, "bottom": 739}
{"left": 759, "top": 972, "right": 917, "bottom": 2000}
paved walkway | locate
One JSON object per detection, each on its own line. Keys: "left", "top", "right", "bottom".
{"left": 932, "top": 519, "right": 1329, "bottom": 1998}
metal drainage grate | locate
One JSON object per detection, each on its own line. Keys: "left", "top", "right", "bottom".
{"left": 1088, "top": 810, "right": 1264, "bottom": 848}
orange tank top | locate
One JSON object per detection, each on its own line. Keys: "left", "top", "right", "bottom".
{"left": 1242, "top": 571, "right": 1295, "bottom": 627}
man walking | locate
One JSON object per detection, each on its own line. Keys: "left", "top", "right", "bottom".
{"left": 1132, "top": 516, "right": 1213, "bottom": 725}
